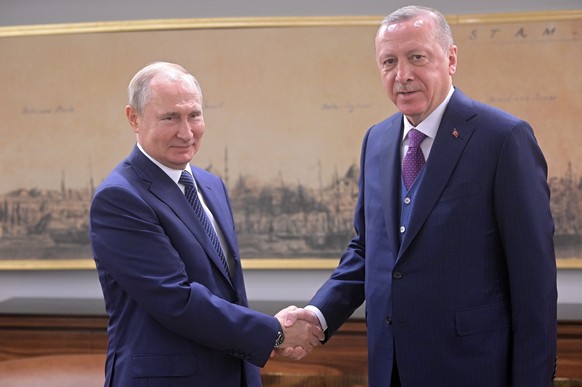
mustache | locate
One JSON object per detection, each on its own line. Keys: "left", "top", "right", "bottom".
{"left": 394, "top": 84, "right": 419, "bottom": 93}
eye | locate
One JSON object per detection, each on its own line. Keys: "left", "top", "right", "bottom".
{"left": 381, "top": 58, "right": 396, "bottom": 71}
{"left": 410, "top": 54, "right": 428, "bottom": 64}
{"left": 160, "top": 113, "right": 178, "bottom": 121}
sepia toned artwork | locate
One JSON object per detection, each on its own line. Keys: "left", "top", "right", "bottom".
{"left": 0, "top": 11, "right": 581, "bottom": 269}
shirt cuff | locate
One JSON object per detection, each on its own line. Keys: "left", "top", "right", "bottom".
{"left": 305, "top": 305, "right": 328, "bottom": 332}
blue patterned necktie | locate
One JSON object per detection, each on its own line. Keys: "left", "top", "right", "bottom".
{"left": 402, "top": 128, "right": 427, "bottom": 190}
{"left": 179, "top": 171, "right": 231, "bottom": 278}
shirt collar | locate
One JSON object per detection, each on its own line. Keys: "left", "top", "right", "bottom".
{"left": 402, "top": 86, "right": 455, "bottom": 141}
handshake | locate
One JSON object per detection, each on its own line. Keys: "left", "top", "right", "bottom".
{"left": 271, "top": 306, "right": 325, "bottom": 360}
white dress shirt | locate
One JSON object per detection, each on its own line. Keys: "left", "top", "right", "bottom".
{"left": 136, "top": 143, "right": 231, "bottom": 263}
{"left": 309, "top": 86, "right": 456, "bottom": 332}
{"left": 400, "top": 86, "right": 454, "bottom": 163}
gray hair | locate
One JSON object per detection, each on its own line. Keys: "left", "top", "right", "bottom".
{"left": 127, "top": 61, "right": 203, "bottom": 115}
{"left": 381, "top": 5, "right": 454, "bottom": 50}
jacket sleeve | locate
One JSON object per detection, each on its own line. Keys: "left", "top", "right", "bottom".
{"left": 90, "top": 182, "right": 278, "bottom": 367}
{"left": 308, "top": 129, "right": 370, "bottom": 338}
{"left": 493, "top": 121, "right": 557, "bottom": 385}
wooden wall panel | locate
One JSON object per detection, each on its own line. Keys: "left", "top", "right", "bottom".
{"left": 0, "top": 315, "right": 580, "bottom": 380}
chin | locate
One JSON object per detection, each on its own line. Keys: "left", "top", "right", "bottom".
{"left": 397, "top": 103, "right": 427, "bottom": 119}
{"left": 167, "top": 156, "right": 192, "bottom": 170}
{"left": 172, "top": 151, "right": 195, "bottom": 162}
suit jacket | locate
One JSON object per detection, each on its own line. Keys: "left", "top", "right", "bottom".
{"left": 90, "top": 145, "right": 277, "bottom": 387}
{"left": 309, "top": 89, "right": 557, "bottom": 386}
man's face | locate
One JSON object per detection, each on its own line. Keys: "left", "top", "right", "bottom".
{"left": 126, "top": 75, "right": 205, "bottom": 170}
{"left": 375, "top": 15, "right": 457, "bottom": 126}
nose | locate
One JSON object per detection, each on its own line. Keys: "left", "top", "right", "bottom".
{"left": 395, "top": 61, "right": 414, "bottom": 84}
{"left": 176, "top": 119, "right": 194, "bottom": 141}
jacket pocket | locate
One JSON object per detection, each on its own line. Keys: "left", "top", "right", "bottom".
{"left": 455, "top": 302, "right": 510, "bottom": 336}
{"left": 439, "top": 181, "right": 480, "bottom": 202}
{"left": 132, "top": 354, "right": 198, "bottom": 378}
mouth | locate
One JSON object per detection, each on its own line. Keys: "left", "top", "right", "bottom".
{"left": 394, "top": 83, "right": 419, "bottom": 96}
{"left": 397, "top": 91, "right": 419, "bottom": 99}
{"left": 171, "top": 144, "right": 194, "bottom": 153}
{"left": 173, "top": 143, "right": 193, "bottom": 149}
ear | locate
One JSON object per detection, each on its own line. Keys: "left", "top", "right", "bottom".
{"left": 125, "top": 105, "right": 139, "bottom": 133}
{"left": 448, "top": 44, "right": 458, "bottom": 76}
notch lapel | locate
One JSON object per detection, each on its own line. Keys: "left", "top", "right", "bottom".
{"left": 378, "top": 116, "right": 405, "bottom": 257}
{"left": 398, "top": 91, "right": 478, "bottom": 258}
{"left": 191, "top": 169, "right": 238, "bottom": 283}
{"left": 129, "top": 148, "right": 233, "bottom": 285}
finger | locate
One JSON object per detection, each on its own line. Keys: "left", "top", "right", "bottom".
{"left": 274, "top": 305, "right": 298, "bottom": 321}
{"left": 305, "top": 323, "right": 324, "bottom": 342}
{"left": 308, "top": 333, "right": 322, "bottom": 347}
{"left": 294, "top": 309, "right": 322, "bottom": 328}
{"left": 288, "top": 347, "right": 307, "bottom": 360}
{"left": 284, "top": 308, "right": 304, "bottom": 327}
{"left": 314, "top": 326, "right": 325, "bottom": 341}
{"left": 276, "top": 346, "right": 296, "bottom": 359}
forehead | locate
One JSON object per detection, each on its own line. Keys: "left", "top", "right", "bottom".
{"left": 148, "top": 77, "right": 201, "bottom": 105}
{"left": 376, "top": 17, "right": 436, "bottom": 52}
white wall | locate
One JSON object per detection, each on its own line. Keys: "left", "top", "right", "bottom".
{"left": 0, "top": 0, "right": 581, "bottom": 318}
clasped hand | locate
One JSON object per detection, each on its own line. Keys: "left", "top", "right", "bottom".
{"left": 271, "top": 305, "right": 324, "bottom": 360}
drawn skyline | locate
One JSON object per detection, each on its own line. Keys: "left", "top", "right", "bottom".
{"left": 0, "top": 160, "right": 581, "bottom": 261}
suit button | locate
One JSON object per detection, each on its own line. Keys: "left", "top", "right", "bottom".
{"left": 386, "top": 315, "right": 392, "bottom": 325}
{"left": 399, "top": 226, "right": 406, "bottom": 233}
{"left": 404, "top": 197, "right": 411, "bottom": 205}
{"left": 393, "top": 271, "right": 402, "bottom": 279}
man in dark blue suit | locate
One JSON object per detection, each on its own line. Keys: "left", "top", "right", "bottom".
{"left": 90, "top": 62, "right": 323, "bottom": 386}
{"left": 285, "top": 5, "right": 557, "bottom": 386}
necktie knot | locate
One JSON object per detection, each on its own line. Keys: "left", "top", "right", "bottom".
{"left": 179, "top": 170, "right": 195, "bottom": 190}
{"left": 408, "top": 128, "right": 426, "bottom": 148}
{"left": 402, "top": 129, "right": 427, "bottom": 190}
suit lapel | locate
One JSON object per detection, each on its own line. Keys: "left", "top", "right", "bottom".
{"left": 192, "top": 170, "right": 251, "bottom": 296}
{"left": 192, "top": 169, "right": 240, "bottom": 271}
{"left": 398, "top": 90, "right": 478, "bottom": 257}
{"left": 129, "top": 147, "right": 233, "bottom": 285}
{"left": 378, "top": 116, "right": 405, "bottom": 257}
{"left": 192, "top": 172, "right": 231, "bottom": 245}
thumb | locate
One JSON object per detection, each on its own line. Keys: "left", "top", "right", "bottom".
{"left": 285, "top": 310, "right": 299, "bottom": 328}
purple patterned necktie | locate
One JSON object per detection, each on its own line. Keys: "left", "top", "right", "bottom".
{"left": 179, "top": 171, "right": 231, "bottom": 278}
{"left": 402, "top": 128, "right": 427, "bottom": 190}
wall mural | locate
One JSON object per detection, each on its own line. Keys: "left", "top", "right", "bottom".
{"left": 0, "top": 11, "right": 580, "bottom": 269}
